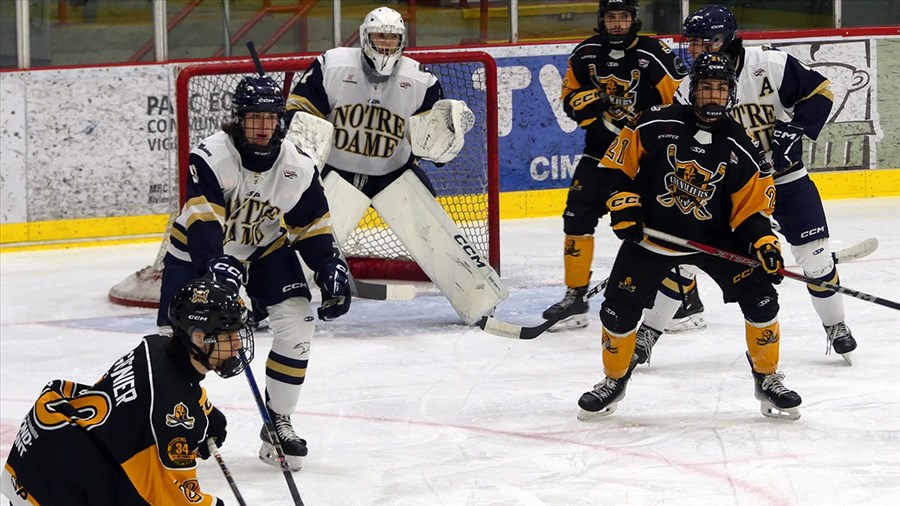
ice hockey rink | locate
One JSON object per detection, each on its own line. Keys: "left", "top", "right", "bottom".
{"left": 1, "top": 197, "right": 898, "bottom": 506}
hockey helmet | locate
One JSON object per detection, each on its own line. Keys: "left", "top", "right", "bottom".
{"left": 596, "top": 0, "right": 641, "bottom": 49}
{"left": 689, "top": 52, "right": 737, "bottom": 125}
{"left": 359, "top": 7, "right": 407, "bottom": 77}
{"left": 168, "top": 278, "right": 255, "bottom": 378}
{"left": 680, "top": 5, "right": 738, "bottom": 68}
{"left": 230, "top": 75, "right": 286, "bottom": 157}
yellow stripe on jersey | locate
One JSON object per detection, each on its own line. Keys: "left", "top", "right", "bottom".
{"left": 655, "top": 74, "right": 683, "bottom": 105}
{"left": 561, "top": 61, "right": 583, "bottom": 102}
{"left": 170, "top": 226, "right": 187, "bottom": 245}
{"left": 600, "top": 125, "right": 645, "bottom": 179}
{"left": 286, "top": 94, "right": 326, "bottom": 118}
{"left": 121, "top": 445, "right": 216, "bottom": 506}
{"left": 730, "top": 171, "right": 776, "bottom": 230}
{"left": 198, "top": 388, "right": 213, "bottom": 416}
{"left": 287, "top": 213, "right": 333, "bottom": 243}
{"left": 800, "top": 79, "right": 835, "bottom": 104}
{"left": 3, "top": 463, "right": 41, "bottom": 505}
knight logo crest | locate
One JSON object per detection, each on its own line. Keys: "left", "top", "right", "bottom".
{"left": 617, "top": 277, "right": 637, "bottom": 293}
{"left": 656, "top": 144, "right": 726, "bottom": 220}
{"left": 588, "top": 67, "right": 640, "bottom": 121}
{"left": 756, "top": 329, "right": 779, "bottom": 346}
{"left": 165, "top": 402, "right": 196, "bottom": 429}
{"left": 190, "top": 288, "right": 209, "bottom": 304}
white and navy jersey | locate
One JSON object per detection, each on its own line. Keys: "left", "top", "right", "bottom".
{"left": 287, "top": 47, "right": 444, "bottom": 176}
{"left": 677, "top": 46, "right": 834, "bottom": 183}
{"left": 167, "top": 131, "right": 335, "bottom": 274}
{"left": 2, "top": 335, "right": 222, "bottom": 505}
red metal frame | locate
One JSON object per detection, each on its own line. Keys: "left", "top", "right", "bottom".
{"left": 175, "top": 51, "right": 500, "bottom": 280}
{"left": 129, "top": 0, "right": 204, "bottom": 63}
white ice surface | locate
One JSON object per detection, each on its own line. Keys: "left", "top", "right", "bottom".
{"left": 2, "top": 197, "right": 899, "bottom": 506}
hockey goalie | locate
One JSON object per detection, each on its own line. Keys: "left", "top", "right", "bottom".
{"left": 284, "top": 6, "right": 507, "bottom": 325}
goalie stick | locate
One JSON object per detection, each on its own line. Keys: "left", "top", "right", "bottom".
{"left": 478, "top": 278, "right": 609, "bottom": 339}
{"left": 643, "top": 227, "right": 900, "bottom": 311}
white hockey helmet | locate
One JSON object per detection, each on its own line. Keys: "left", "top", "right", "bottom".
{"left": 359, "top": 7, "right": 407, "bottom": 77}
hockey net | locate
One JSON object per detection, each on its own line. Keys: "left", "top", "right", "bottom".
{"left": 109, "top": 51, "right": 499, "bottom": 308}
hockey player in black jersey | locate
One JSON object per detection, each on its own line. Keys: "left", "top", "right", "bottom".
{"left": 577, "top": 53, "right": 802, "bottom": 421}
{"left": 1, "top": 279, "right": 252, "bottom": 505}
{"left": 637, "top": 4, "right": 857, "bottom": 365}
{"left": 157, "top": 73, "right": 351, "bottom": 471}
{"left": 543, "top": 0, "right": 689, "bottom": 330}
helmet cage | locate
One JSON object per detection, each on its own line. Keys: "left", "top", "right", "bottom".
{"left": 680, "top": 5, "right": 738, "bottom": 68}
{"left": 360, "top": 7, "right": 407, "bottom": 77}
{"left": 596, "top": 0, "right": 641, "bottom": 49}
{"left": 230, "top": 75, "right": 286, "bottom": 157}
{"left": 689, "top": 52, "right": 737, "bottom": 124}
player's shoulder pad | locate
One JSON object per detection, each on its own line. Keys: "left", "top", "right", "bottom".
{"left": 320, "top": 47, "right": 361, "bottom": 69}
{"left": 192, "top": 131, "right": 233, "bottom": 165}
{"left": 570, "top": 34, "right": 605, "bottom": 57}
{"left": 396, "top": 56, "right": 437, "bottom": 84}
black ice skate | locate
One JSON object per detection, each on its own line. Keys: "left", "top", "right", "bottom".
{"left": 543, "top": 285, "right": 589, "bottom": 331}
{"left": 746, "top": 353, "right": 802, "bottom": 421}
{"left": 824, "top": 322, "right": 857, "bottom": 365}
{"left": 259, "top": 407, "right": 308, "bottom": 471}
{"left": 665, "top": 286, "right": 706, "bottom": 333}
{"left": 633, "top": 324, "right": 662, "bottom": 365}
{"left": 577, "top": 360, "right": 637, "bottom": 420}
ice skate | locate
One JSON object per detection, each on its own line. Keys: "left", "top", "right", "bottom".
{"left": 824, "top": 322, "right": 856, "bottom": 365}
{"left": 543, "top": 285, "right": 589, "bottom": 331}
{"left": 577, "top": 375, "right": 630, "bottom": 420}
{"left": 747, "top": 353, "right": 801, "bottom": 421}
{"left": 633, "top": 324, "right": 662, "bottom": 365}
{"left": 259, "top": 407, "right": 308, "bottom": 471}
{"left": 665, "top": 287, "right": 706, "bottom": 333}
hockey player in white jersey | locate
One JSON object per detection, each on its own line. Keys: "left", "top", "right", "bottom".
{"left": 156, "top": 74, "right": 351, "bottom": 471}
{"left": 634, "top": 4, "right": 857, "bottom": 366}
{"left": 285, "top": 6, "right": 508, "bottom": 325}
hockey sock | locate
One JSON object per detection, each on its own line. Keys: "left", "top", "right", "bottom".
{"left": 807, "top": 267, "right": 846, "bottom": 326}
{"left": 564, "top": 235, "right": 594, "bottom": 288}
{"left": 745, "top": 318, "right": 780, "bottom": 375}
{"left": 602, "top": 326, "right": 638, "bottom": 378}
{"left": 265, "top": 297, "right": 314, "bottom": 415}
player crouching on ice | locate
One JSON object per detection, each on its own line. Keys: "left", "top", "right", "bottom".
{"left": 2, "top": 279, "right": 252, "bottom": 505}
{"left": 577, "top": 53, "right": 802, "bottom": 421}
{"left": 284, "top": 6, "right": 508, "bottom": 325}
{"left": 157, "top": 72, "right": 351, "bottom": 471}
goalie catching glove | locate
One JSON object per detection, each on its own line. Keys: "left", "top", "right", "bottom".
{"left": 409, "top": 99, "right": 474, "bottom": 164}
{"left": 286, "top": 112, "right": 335, "bottom": 168}
{"left": 315, "top": 258, "right": 351, "bottom": 320}
{"left": 753, "top": 235, "right": 784, "bottom": 284}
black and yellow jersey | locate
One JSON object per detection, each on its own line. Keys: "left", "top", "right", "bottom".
{"left": 599, "top": 103, "right": 776, "bottom": 255}
{"left": 2, "top": 335, "right": 223, "bottom": 506}
{"left": 563, "top": 34, "right": 688, "bottom": 158}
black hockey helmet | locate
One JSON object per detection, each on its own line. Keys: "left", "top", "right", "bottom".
{"left": 689, "top": 52, "right": 737, "bottom": 125}
{"left": 680, "top": 5, "right": 738, "bottom": 68}
{"left": 596, "top": 0, "right": 641, "bottom": 49}
{"left": 168, "top": 278, "right": 255, "bottom": 378}
{"left": 229, "top": 75, "right": 286, "bottom": 158}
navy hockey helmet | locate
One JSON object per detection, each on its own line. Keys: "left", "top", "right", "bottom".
{"left": 680, "top": 5, "right": 738, "bottom": 68}
{"left": 596, "top": 0, "right": 641, "bottom": 49}
{"left": 168, "top": 278, "right": 255, "bottom": 378}
{"left": 689, "top": 52, "right": 737, "bottom": 125}
{"left": 230, "top": 75, "right": 286, "bottom": 157}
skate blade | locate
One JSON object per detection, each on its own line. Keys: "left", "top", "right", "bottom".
{"left": 840, "top": 351, "right": 853, "bottom": 366}
{"left": 759, "top": 402, "right": 801, "bottom": 421}
{"left": 577, "top": 403, "right": 619, "bottom": 420}
{"left": 259, "top": 442, "right": 304, "bottom": 471}
{"left": 547, "top": 314, "right": 589, "bottom": 332}
{"left": 664, "top": 314, "right": 706, "bottom": 333}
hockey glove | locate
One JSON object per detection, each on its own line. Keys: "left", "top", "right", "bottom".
{"left": 565, "top": 88, "right": 610, "bottom": 125}
{"left": 753, "top": 235, "right": 785, "bottom": 284}
{"left": 206, "top": 255, "right": 248, "bottom": 293}
{"left": 606, "top": 191, "right": 644, "bottom": 243}
{"left": 315, "top": 258, "right": 351, "bottom": 321}
{"left": 197, "top": 406, "right": 227, "bottom": 460}
{"left": 770, "top": 121, "right": 805, "bottom": 173}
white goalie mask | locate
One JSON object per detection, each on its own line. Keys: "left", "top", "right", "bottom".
{"left": 359, "top": 7, "right": 407, "bottom": 77}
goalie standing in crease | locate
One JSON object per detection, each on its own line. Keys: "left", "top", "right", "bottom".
{"left": 578, "top": 52, "right": 802, "bottom": 421}
{"left": 544, "top": 0, "right": 692, "bottom": 331}
{"left": 634, "top": 5, "right": 856, "bottom": 367}
{"left": 284, "top": 6, "right": 508, "bottom": 326}
{"left": 156, "top": 72, "right": 351, "bottom": 472}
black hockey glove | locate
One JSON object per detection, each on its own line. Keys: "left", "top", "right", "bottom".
{"left": 565, "top": 88, "right": 610, "bottom": 125}
{"left": 753, "top": 235, "right": 785, "bottom": 284}
{"left": 197, "top": 406, "right": 227, "bottom": 460}
{"left": 606, "top": 190, "right": 644, "bottom": 243}
{"left": 315, "top": 258, "right": 351, "bottom": 321}
{"left": 206, "top": 255, "right": 248, "bottom": 293}
{"left": 770, "top": 120, "right": 805, "bottom": 173}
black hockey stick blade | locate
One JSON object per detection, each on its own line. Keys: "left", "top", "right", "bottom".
{"left": 478, "top": 278, "right": 608, "bottom": 339}
{"left": 834, "top": 237, "right": 879, "bottom": 264}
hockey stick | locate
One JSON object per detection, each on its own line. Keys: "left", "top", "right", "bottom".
{"left": 834, "top": 237, "right": 879, "bottom": 264}
{"left": 478, "top": 278, "right": 609, "bottom": 339}
{"left": 207, "top": 438, "right": 247, "bottom": 506}
{"left": 643, "top": 227, "right": 900, "bottom": 311}
{"left": 239, "top": 351, "right": 305, "bottom": 506}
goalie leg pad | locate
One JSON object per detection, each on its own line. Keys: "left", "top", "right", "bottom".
{"left": 265, "top": 296, "right": 315, "bottom": 415}
{"left": 323, "top": 171, "right": 374, "bottom": 244}
{"left": 372, "top": 170, "right": 508, "bottom": 324}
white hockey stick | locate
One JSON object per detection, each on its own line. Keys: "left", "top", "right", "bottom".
{"left": 834, "top": 237, "right": 879, "bottom": 264}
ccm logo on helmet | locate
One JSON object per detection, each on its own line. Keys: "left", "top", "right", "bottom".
{"left": 188, "top": 315, "right": 208, "bottom": 321}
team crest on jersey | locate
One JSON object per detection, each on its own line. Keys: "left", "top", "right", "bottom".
{"left": 399, "top": 81, "right": 411, "bottom": 89}
{"left": 656, "top": 144, "right": 726, "bottom": 221}
{"left": 167, "top": 436, "right": 196, "bottom": 467}
{"left": 166, "top": 402, "right": 196, "bottom": 429}
{"left": 283, "top": 169, "right": 298, "bottom": 179}
{"left": 617, "top": 277, "right": 637, "bottom": 293}
{"left": 588, "top": 67, "right": 640, "bottom": 121}
{"left": 190, "top": 288, "right": 209, "bottom": 304}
